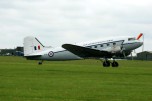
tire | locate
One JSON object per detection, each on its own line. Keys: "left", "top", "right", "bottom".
{"left": 38, "top": 62, "right": 42, "bottom": 65}
{"left": 103, "top": 61, "right": 110, "bottom": 67}
{"left": 112, "top": 61, "right": 119, "bottom": 67}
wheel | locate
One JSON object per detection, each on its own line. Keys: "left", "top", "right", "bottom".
{"left": 38, "top": 61, "right": 42, "bottom": 65}
{"left": 115, "top": 62, "right": 119, "bottom": 67}
{"left": 103, "top": 61, "right": 110, "bottom": 67}
{"left": 112, "top": 61, "right": 119, "bottom": 67}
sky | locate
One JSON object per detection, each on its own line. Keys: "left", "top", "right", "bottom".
{"left": 0, "top": 0, "right": 152, "bottom": 53}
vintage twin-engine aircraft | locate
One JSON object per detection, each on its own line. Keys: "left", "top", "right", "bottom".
{"left": 23, "top": 33, "right": 143, "bottom": 67}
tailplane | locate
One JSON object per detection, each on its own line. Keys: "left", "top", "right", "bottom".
{"left": 23, "top": 36, "right": 44, "bottom": 56}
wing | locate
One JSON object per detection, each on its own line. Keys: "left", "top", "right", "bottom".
{"left": 62, "top": 44, "right": 112, "bottom": 58}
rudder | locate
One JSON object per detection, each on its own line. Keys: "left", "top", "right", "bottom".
{"left": 23, "top": 36, "right": 44, "bottom": 56}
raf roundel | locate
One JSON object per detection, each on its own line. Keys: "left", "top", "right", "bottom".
{"left": 48, "top": 51, "right": 54, "bottom": 57}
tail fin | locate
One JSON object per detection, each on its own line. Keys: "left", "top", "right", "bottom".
{"left": 23, "top": 36, "right": 44, "bottom": 56}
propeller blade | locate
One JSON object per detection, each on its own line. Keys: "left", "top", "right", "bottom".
{"left": 137, "top": 33, "right": 143, "bottom": 40}
{"left": 122, "top": 51, "right": 126, "bottom": 59}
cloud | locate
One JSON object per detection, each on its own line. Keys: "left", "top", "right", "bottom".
{"left": 0, "top": 0, "right": 152, "bottom": 52}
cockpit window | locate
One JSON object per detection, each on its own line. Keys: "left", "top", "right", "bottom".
{"left": 128, "top": 37, "right": 136, "bottom": 41}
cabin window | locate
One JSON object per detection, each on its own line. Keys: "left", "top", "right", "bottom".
{"left": 107, "top": 43, "right": 110, "bottom": 46}
{"left": 100, "top": 44, "right": 103, "bottom": 47}
{"left": 128, "top": 38, "right": 135, "bottom": 41}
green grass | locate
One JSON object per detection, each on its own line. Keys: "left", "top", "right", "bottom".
{"left": 0, "top": 56, "right": 152, "bottom": 101}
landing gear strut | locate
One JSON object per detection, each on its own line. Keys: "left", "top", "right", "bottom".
{"left": 102, "top": 60, "right": 119, "bottom": 67}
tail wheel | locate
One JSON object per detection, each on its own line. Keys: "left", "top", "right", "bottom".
{"left": 38, "top": 60, "right": 43, "bottom": 65}
{"left": 38, "top": 62, "right": 42, "bottom": 65}
{"left": 103, "top": 61, "right": 110, "bottom": 67}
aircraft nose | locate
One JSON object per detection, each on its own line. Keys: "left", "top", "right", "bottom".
{"left": 135, "top": 40, "right": 143, "bottom": 48}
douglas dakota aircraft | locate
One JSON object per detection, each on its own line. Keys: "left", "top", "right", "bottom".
{"left": 23, "top": 33, "right": 143, "bottom": 67}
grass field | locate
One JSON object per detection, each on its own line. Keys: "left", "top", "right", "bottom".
{"left": 0, "top": 56, "right": 152, "bottom": 101}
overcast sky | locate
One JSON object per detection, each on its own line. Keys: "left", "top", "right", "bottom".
{"left": 0, "top": 0, "right": 152, "bottom": 52}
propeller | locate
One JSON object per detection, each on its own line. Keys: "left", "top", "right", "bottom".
{"left": 120, "top": 46, "right": 126, "bottom": 59}
{"left": 122, "top": 51, "right": 126, "bottom": 58}
{"left": 137, "top": 33, "right": 144, "bottom": 52}
{"left": 130, "top": 33, "right": 144, "bottom": 60}
{"left": 121, "top": 33, "right": 144, "bottom": 59}
{"left": 137, "top": 33, "right": 143, "bottom": 40}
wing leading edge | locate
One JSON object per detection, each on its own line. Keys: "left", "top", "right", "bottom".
{"left": 62, "top": 44, "right": 112, "bottom": 58}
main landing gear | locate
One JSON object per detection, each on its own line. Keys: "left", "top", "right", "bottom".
{"left": 102, "top": 60, "right": 119, "bottom": 67}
